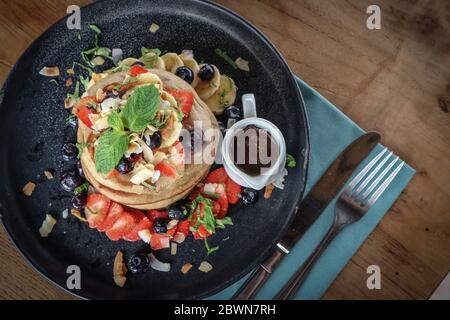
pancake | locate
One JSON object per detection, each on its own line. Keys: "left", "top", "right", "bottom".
{"left": 77, "top": 69, "right": 219, "bottom": 210}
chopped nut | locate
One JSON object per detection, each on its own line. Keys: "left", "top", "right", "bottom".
{"left": 70, "top": 209, "right": 87, "bottom": 222}
{"left": 149, "top": 23, "right": 160, "bottom": 33}
{"left": 264, "top": 183, "right": 275, "bottom": 199}
{"left": 181, "top": 263, "right": 193, "bottom": 274}
{"left": 171, "top": 242, "right": 178, "bottom": 256}
{"left": 39, "top": 214, "right": 56, "bottom": 237}
{"left": 92, "top": 72, "right": 102, "bottom": 82}
{"left": 22, "top": 182, "right": 36, "bottom": 196}
{"left": 44, "top": 170, "right": 54, "bottom": 180}
{"left": 96, "top": 88, "right": 106, "bottom": 102}
{"left": 66, "top": 68, "right": 75, "bottom": 75}
{"left": 235, "top": 57, "right": 250, "bottom": 72}
{"left": 198, "top": 261, "right": 213, "bottom": 273}
{"left": 113, "top": 251, "right": 127, "bottom": 287}
{"left": 39, "top": 66, "right": 60, "bottom": 77}
{"left": 66, "top": 78, "right": 73, "bottom": 87}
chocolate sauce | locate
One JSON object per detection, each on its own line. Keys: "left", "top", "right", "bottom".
{"left": 232, "top": 125, "right": 279, "bottom": 176}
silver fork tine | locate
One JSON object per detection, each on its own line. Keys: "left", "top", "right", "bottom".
{"left": 360, "top": 155, "right": 399, "bottom": 200}
{"left": 344, "top": 148, "right": 388, "bottom": 195}
{"left": 365, "top": 161, "right": 405, "bottom": 207}
{"left": 352, "top": 151, "right": 394, "bottom": 197}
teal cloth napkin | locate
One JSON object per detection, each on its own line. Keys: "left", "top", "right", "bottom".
{"left": 209, "top": 76, "right": 415, "bottom": 300}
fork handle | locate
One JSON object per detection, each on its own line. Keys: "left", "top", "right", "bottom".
{"left": 274, "top": 223, "right": 340, "bottom": 300}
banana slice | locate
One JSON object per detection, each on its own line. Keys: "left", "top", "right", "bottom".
{"left": 204, "top": 75, "right": 237, "bottom": 115}
{"left": 161, "top": 53, "right": 184, "bottom": 73}
{"left": 195, "top": 64, "right": 220, "bottom": 101}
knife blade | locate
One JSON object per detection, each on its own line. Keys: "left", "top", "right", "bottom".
{"left": 232, "top": 131, "right": 381, "bottom": 300}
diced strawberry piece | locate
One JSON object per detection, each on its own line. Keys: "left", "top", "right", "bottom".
{"left": 205, "top": 167, "right": 228, "bottom": 184}
{"left": 166, "top": 226, "right": 177, "bottom": 238}
{"left": 165, "top": 88, "right": 193, "bottom": 116}
{"left": 176, "top": 220, "right": 190, "bottom": 237}
{"left": 146, "top": 210, "right": 168, "bottom": 222}
{"left": 189, "top": 188, "right": 201, "bottom": 201}
{"left": 150, "top": 233, "right": 170, "bottom": 250}
{"left": 173, "top": 232, "right": 186, "bottom": 244}
{"left": 85, "top": 194, "right": 111, "bottom": 229}
{"left": 97, "top": 202, "right": 123, "bottom": 232}
{"left": 128, "top": 65, "right": 148, "bottom": 77}
{"left": 123, "top": 211, "right": 152, "bottom": 242}
{"left": 226, "top": 178, "right": 242, "bottom": 204}
{"left": 105, "top": 211, "right": 139, "bottom": 241}
{"left": 155, "top": 160, "right": 178, "bottom": 177}
{"left": 107, "top": 169, "right": 119, "bottom": 179}
{"left": 193, "top": 224, "right": 212, "bottom": 239}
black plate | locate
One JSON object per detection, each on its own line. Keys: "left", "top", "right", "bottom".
{"left": 0, "top": 0, "right": 309, "bottom": 299}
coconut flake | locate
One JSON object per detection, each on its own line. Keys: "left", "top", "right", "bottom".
{"left": 151, "top": 170, "right": 161, "bottom": 183}
{"left": 100, "top": 97, "right": 120, "bottom": 113}
{"left": 180, "top": 49, "right": 194, "bottom": 60}
{"left": 112, "top": 48, "right": 123, "bottom": 64}
{"left": 44, "top": 170, "right": 54, "bottom": 180}
{"left": 39, "top": 66, "right": 60, "bottom": 77}
{"left": 149, "top": 253, "right": 171, "bottom": 272}
{"left": 149, "top": 23, "right": 160, "bottom": 33}
{"left": 66, "top": 68, "right": 75, "bottom": 75}
{"left": 71, "top": 209, "right": 87, "bottom": 222}
{"left": 181, "top": 263, "right": 193, "bottom": 274}
{"left": 264, "top": 183, "right": 275, "bottom": 199}
{"left": 113, "top": 251, "right": 127, "bottom": 287}
{"left": 272, "top": 167, "right": 288, "bottom": 190}
{"left": 22, "top": 182, "right": 36, "bottom": 196}
{"left": 198, "top": 261, "right": 213, "bottom": 273}
{"left": 138, "top": 229, "right": 152, "bottom": 243}
{"left": 39, "top": 214, "right": 57, "bottom": 237}
{"left": 171, "top": 242, "right": 178, "bottom": 256}
{"left": 61, "top": 209, "right": 69, "bottom": 219}
{"left": 173, "top": 232, "right": 186, "bottom": 244}
{"left": 235, "top": 57, "right": 250, "bottom": 72}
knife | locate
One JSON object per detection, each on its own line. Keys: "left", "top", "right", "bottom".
{"left": 232, "top": 131, "right": 381, "bottom": 300}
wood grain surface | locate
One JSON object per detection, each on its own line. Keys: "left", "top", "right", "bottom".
{"left": 0, "top": 0, "right": 449, "bottom": 300}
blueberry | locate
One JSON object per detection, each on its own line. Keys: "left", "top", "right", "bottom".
{"left": 175, "top": 66, "right": 194, "bottom": 84}
{"left": 241, "top": 188, "right": 258, "bottom": 205}
{"left": 71, "top": 191, "right": 87, "bottom": 209}
{"left": 76, "top": 161, "right": 85, "bottom": 178}
{"left": 63, "top": 126, "right": 77, "bottom": 143}
{"left": 127, "top": 153, "right": 140, "bottom": 162}
{"left": 60, "top": 171, "right": 84, "bottom": 192}
{"left": 224, "top": 105, "right": 241, "bottom": 121}
{"left": 167, "top": 203, "right": 188, "bottom": 220}
{"left": 62, "top": 142, "right": 78, "bottom": 161}
{"left": 116, "top": 157, "right": 134, "bottom": 174}
{"left": 153, "top": 218, "right": 168, "bottom": 234}
{"left": 198, "top": 64, "right": 215, "bottom": 81}
{"left": 128, "top": 253, "right": 150, "bottom": 274}
{"left": 145, "top": 131, "right": 161, "bottom": 149}
{"left": 218, "top": 121, "right": 226, "bottom": 136}
{"left": 132, "top": 61, "right": 145, "bottom": 67}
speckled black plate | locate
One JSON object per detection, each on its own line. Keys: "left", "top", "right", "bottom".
{"left": 0, "top": 0, "right": 309, "bottom": 299}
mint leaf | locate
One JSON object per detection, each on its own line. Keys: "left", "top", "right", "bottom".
{"left": 286, "top": 153, "right": 297, "bottom": 168}
{"left": 74, "top": 182, "right": 90, "bottom": 195}
{"left": 79, "top": 75, "right": 90, "bottom": 91}
{"left": 121, "top": 85, "right": 160, "bottom": 132}
{"left": 216, "top": 216, "right": 233, "bottom": 229}
{"left": 108, "top": 111, "right": 124, "bottom": 132}
{"left": 204, "top": 239, "right": 219, "bottom": 256}
{"left": 94, "top": 130, "right": 129, "bottom": 174}
{"left": 89, "top": 24, "right": 101, "bottom": 34}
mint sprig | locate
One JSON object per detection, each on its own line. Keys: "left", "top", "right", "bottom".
{"left": 94, "top": 130, "right": 129, "bottom": 174}
{"left": 121, "top": 85, "right": 161, "bottom": 132}
{"left": 286, "top": 153, "right": 297, "bottom": 168}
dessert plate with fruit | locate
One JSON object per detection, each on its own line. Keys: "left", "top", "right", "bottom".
{"left": 0, "top": 0, "right": 309, "bottom": 299}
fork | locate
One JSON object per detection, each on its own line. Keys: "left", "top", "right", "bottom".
{"left": 274, "top": 148, "right": 405, "bottom": 300}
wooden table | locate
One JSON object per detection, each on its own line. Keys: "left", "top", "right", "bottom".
{"left": 0, "top": 0, "right": 449, "bottom": 300}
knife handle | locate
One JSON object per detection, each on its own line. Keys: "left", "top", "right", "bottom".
{"left": 232, "top": 249, "right": 285, "bottom": 300}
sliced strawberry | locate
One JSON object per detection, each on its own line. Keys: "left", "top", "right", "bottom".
{"left": 123, "top": 211, "right": 152, "bottom": 242}
{"left": 214, "top": 189, "right": 229, "bottom": 219}
{"left": 166, "top": 226, "right": 177, "bottom": 238}
{"left": 155, "top": 160, "right": 178, "bottom": 177}
{"left": 188, "top": 188, "right": 201, "bottom": 201}
{"left": 205, "top": 167, "right": 228, "bottom": 184}
{"left": 193, "top": 224, "right": 212, "bottom": 239}
{"left": 105, "top": 211, "right": 139, "bottom": 241}
{"left": 165, "top": 88, "right": 193, "bottom": 116}
{"left": 85, "top": 194, "right": 111, "bottom": 229}
{"left": 107, "top": 169, "right": 119, "bottom": 179}
{"left": 150, "top": 233, "right": 170, "bottom": 250}
{"left": 97, "top": 202, "right": 123, "bottom": 232}
{"left": 128, "top": 65, "right": 148, "bottom": 77}
{"left": 226, "top": 178, "right": 242, "bottom": 204}
{"left": 76, "top": 106, "right": 95, "bottom": 128}
{"left": 146, "top": 210, "right": 168, "bottom": 222}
